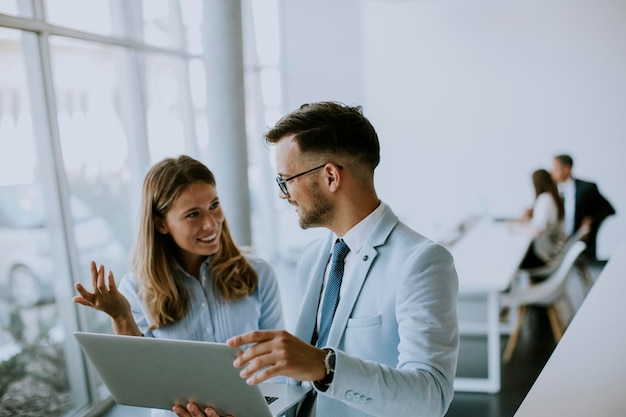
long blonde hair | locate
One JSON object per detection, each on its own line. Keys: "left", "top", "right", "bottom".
{"left": 131, "top": 155, "right": 258, "bottom": 330}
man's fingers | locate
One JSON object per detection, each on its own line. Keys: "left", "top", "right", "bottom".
{"left": 228, "top": 329, "right": 284, "bottom": 347}
{"left": 238, "top": 351, "right": 275, "bottom": 376}
{"left": 233, "top": 340, "right": 276, "bottom": 368}
{"left": 242, "top": 362, "right": 281, "bottom": 385}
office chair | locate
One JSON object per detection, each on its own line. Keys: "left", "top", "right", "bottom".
{"left": 520, "top": 224, "right": 590, "bottom": 278}
{"left": 519, "top": 224, "right": 593, "bottom": 294}
{"left": 501, "top": 241, "right": 587, "bottom": 363}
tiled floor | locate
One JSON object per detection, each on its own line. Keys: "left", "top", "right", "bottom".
{"left": 103, "top": 261, "right": 605, "bottom": 417}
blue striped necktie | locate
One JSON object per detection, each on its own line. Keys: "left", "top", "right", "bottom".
{"left": 316, "top": 239, "right": 350, "bottom": 347}
{"left": 297, "top": 240, "right": 350, "bottom": 417}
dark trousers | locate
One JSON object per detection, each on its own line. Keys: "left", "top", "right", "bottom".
{"left": 520, "top": 245, "right": 547, "bottom": 269}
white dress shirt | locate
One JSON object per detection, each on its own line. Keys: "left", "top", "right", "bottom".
{"left": 557, "top": 177, "right": 576, "bottom": 236}
{"left": 316, "top": 202, "right": 385, "bottom": 333}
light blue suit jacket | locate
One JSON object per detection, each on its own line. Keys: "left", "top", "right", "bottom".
{"left": 291, "top": 204, "right": 459, "bottom": 417}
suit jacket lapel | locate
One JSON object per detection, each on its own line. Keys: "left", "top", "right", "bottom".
{"left": 326, "top": 244, "right": 377, "bottom": 346}
{"left": 292, "top": 236, "right": 333, "bottom": 344}
{"left": 326, "top": 205, "right": 399, "bottom": 347}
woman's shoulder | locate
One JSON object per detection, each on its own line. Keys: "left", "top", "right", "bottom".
{"left": 114, "top": 272, "right": 145, "bottom": 304}
{"left": 244, "top": 253, "right": 273, "bottom": 273}
{"left": 536, "top": 192, "right": 556, "bottom": 205}
{"left": 116, "top": 271, "right": 140, "bottom": 292}
{"left": 243, "top": 253, "right": 279, "bottom": 285}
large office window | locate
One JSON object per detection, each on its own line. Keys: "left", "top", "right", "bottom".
{"left": 0, "top": 27, "right": 77, "bottom": 415}
{"left": 144, "top": 52, "right": 193, "bottom": 162}
{"left": 45, "top": 0, "right": 116, "bottom": 36}
{"left": 49, "top": 36, "right": 134, "bottom": 255}
{"left": 0, "top": 1, "right": 276, "bottom": 414}
{"left": 0, "top": 1, "right": 28, "bottom": 18}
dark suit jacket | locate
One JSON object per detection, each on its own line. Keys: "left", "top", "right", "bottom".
{"left": 574, "top": 178, "right": 616, "bottom": 260}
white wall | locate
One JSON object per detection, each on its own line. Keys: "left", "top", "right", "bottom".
{"left": 280, "top": 0, "right": 364, "bottom": 110}
{"left": 280, "top": 0, "right": 625, "bottom": 259}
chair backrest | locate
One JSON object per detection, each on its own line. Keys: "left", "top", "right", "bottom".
{"left": 564, "top": 224, "right": 591, "bottom": 253}
{"left": 507, "top": 241, "right": 587, "bottom": 306}
{"left": 521, "top": 223, "right": 591, "bottom": 278}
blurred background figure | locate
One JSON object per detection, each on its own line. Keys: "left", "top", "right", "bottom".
{"left": 518, "top": 169, "right": 567, "bottom": 270}
{"left": 551, "top": 154, "right": 616, "bottom": 261}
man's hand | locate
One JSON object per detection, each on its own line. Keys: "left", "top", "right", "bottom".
{"left": 523, "top": 207, "right": 533, "bottom": 219}
{"left": 579, "top": 219, "right": 593, "bottom": 241}
{"left": 227, "top": 330, "right": 327, "bottom": 385}
{"left": 581, "top": 216, "right": 594, "bottom": 228}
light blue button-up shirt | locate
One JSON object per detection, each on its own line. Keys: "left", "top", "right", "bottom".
{"left": 117, "top": 255, "right": 284, "bottom": 417}
{"left": 118, "top": 255, "right": 284, "bottom": 342}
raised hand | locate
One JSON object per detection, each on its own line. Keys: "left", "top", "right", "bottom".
{"left": 73, "top": 261, "right": 141, "bottom": 336}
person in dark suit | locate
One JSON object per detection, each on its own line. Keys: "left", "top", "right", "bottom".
{"left": 551, "top": 154, "right": 616, "bottom": 260}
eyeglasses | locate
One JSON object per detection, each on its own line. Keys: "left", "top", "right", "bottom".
{"left": 275, "top": 163, "right": 327, "bottom": 196}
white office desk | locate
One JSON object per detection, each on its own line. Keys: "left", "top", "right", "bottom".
{"left": 513, "top": 242, "right": 626, "bottom": 416}
{"left": 448, "top": 217, "right": 533, "bottom": 393}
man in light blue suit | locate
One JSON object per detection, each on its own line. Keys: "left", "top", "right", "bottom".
{"left": 175, "top": 102, "right": 459, "bottom": 417}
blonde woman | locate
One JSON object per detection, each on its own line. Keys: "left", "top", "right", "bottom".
{"left": 73, "top": 156, "right": 283, "bottom": 414}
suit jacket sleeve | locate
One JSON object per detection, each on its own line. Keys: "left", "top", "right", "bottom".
{"left": 576, "top": 179, "right": 616, "bottom": 225}
{"left": 320, "top": 242, "right": 459, "bottom": 417}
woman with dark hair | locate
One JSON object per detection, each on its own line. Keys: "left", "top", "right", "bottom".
{"left": 73, "top": 155, "right": 283, "bottom": 416}
{"left": 519, "top": 168, "right": 567, "bottom": 268}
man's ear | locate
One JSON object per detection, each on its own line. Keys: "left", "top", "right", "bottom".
{"left": 325, "top": 163, "right": 342, "bottom": 193}
{"left": 154, "top": 217, "right": 168, "bottom": 234}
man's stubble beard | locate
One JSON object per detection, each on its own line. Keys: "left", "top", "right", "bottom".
{"left": 298, "top": 179, "right": 334, "bottom": 230}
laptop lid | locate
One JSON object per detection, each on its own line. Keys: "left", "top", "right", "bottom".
{"left": 74, "top": 332, "right": 309, "bottom": 417}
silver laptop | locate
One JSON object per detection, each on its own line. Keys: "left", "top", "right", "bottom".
{"left": 74, "top": 332, "right": 310, "bottom": 417}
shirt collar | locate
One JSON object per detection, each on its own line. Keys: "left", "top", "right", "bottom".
{"left": 558, "top": 177, "right": 575, "bottom": 195}
{"left": 332, "top": 201, "right": 385, "bottom": 255}
{"left": 173, "top": 257, "right": 211, "bottom": 279}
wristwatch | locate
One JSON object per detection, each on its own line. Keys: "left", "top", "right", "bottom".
{"left": 319, "top": 348, "right": 336, "bottom": 388}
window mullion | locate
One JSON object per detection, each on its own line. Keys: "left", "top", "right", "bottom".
{"left": 20, "top": 26, "right": 92, "bottom": 411}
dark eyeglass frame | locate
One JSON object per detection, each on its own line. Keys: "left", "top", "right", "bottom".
{"left": 275, "top": 163, "right": 342, "bottom": 196}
